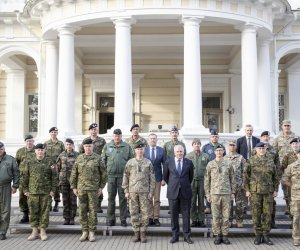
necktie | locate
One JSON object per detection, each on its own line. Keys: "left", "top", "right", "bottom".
{"left": 247, "top": 137, "right": 251, "bottom": 159}
{"left": 151, "top": 147, "right": 155, "bottom": 163}
{"left": 177, "top": 160, "right": 181, "bottom": 175}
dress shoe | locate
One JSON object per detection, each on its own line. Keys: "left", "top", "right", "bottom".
{"left": 148, "top": 218, "right": 154, "bottom": 226}
{"left": 294, "top": 239, "right": 300, "bottom": 246}
{"left": 153, "top": 219, "right": 160, "bottom": 226}
{"left": 262, "top": 235, "right": 273, "bottom": 245}
{"left": 69, "top": 218, "right": 75, "bottom": 225}
{"left": 121, "top": 220, "right": 127, "bottom": 227}
{"left": 0, "top": 234, "right": 6, "bottom": 240}
{"left": 222, "top": 236, "right": 230, "bottom": 245}
{"left": 106, "top": 220, "right": 115, "bottom": 226}
{"left": 63, "top": 219, "right": 70, "bottom": 225}
{"left": 191, "top": 221, "right": 198, "bottom": 227}
{"left": 198, "top": 221, "right": 206, "bottom": 228}
{"left": 254, "top": 235, "right": 261, "bottom": 245}
{"left": 184, "top": 237, "right": 194, "bottom": 244}
{"left": 169, "top": 237, "right": 179, "bottom": 244}
{"left": 214, "top": 235, "right": 222, "bottom": 245}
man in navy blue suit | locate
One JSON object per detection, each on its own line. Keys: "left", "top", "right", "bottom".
{"left": 163, "top": 145, "right": 194, "bottom": 244}
{"left": 144, "top": 133, "right": 165, "bottom": 226}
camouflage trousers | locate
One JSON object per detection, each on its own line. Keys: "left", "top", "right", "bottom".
{"left": 211, "top": 194, "right": 231, "bottom": 236}
{"left": 60, "top": 185, "right": 77, "bottom": 220}
{"left": 229, "top": 188, "right": 246, "bottom": 223}
{"left": 290, "top": 200, "right": 300, "bottom": 240}
{"left": 78, "top": 190, "right": 98, "bottom": 232}
{"left": 0, "top": 184, "right": 12, "bottom": 234}
{"left": 250, "top": 193, "right": 273, "bottom": 236}
{"left": 282, "top": 182, "right": 291, "bottom": 212}
{"left": 128, "top": 193, "right": 150, "bottom": 233}
{"left": 28, "top": 194, "right": 52, "bottom": 228}
{"left": 19, "top": 180, "right": 29, "bottom": 213}
{"left": 191, "top": 179, "right": 205, "bottom": 222}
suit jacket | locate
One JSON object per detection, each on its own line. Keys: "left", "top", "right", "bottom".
{"left": 236, "top": 136, "right": 260, "bottom": 160}
{"left": 144, "top": 146, "right": 165, "bottom": 182}
{"left": 163, "top": 157, "right": 194, "bottom": 200}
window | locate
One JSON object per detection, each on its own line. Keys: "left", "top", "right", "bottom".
{"left": 278, "top": 94, "right": 285, "bottom": 130}
{"left": 28, "top": 94, "right": 38, "bottom": 133}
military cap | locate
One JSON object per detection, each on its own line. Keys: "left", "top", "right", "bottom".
{"left": 214, "top": 144, "right": 223, "bottom": 150}
{"left": 83, "top": 138, "right": 93, "bottom": 145}
{"left": 113, "top": 128, "right": 122, "bottom": 135}
{"left": 49, "top": 127, "right": 58, "bottom": 133}
{"left": 35, "top": 143, "right": 45, "bottom": 150}
{"left": 261, "top": 131, "right": 270, "bottom": 137}
{"left": 255, "top": 142, "right": 265, "bottom": 148}
{"left": 228, "top": 140, "right": 237, "bottom": 145}
{"left": 89, "top": 123, "right": 98, "bottom": 130}
{"left": 192, "top": 138, "right": 201, "bottom": 145}
{"left": 170, "top": 126, "right": 178, "bottom": 132}
{"left": 290, "top": 138, "right": 300, "bottom": 144}
{"left": 210, "top": 130, "right": 218, "bottom": 136}
{"left": 65, "top": 138, "right": 74, "bottom": 144}
{"left": 0, "top": 141, "right": 4, "bottom": 148}
{"left": 130, "top": 124, "right": 140, "bottom": 131}
{"left": 134, "top": 143, "right": 145, "bottom": 149}
{"left": 282, "top": 120, "right": 291, "bottom": 126}
{"left": 24, "top": 134, "right": 33, "bottom": 141}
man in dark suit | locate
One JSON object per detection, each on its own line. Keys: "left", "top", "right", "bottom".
{"left": 144, "top": 133, "right": 165, "bottom": 226}
{"left": 236, "top": 124, "right": 260, "bottom": 160}
{"left": 163, "top": 145, "right": 194, "bottom": 244}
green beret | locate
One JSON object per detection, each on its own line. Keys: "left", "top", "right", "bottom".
{"left": 35, "top": 143, "right": 45, "bottom": 150}
{"left": 83, "top": 138, "right": 93, "bottom": 145}
{"left": 24, "top": 134, "right": 33, "bottom": 141}
{"left": 214, "top": 144, "right": 223, "bottom": 150}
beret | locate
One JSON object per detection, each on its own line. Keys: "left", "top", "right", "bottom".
{"left": 65, "top": 138, "right": 74, "bottom": 144}
{"left": 290, "top": 138, "right": 300, "bottom": 144}
{"left": 0, "top": 142, "right": 4, "bottom": 148}
{"left": 113, "top": 129, "right": 122, "bottom": 135}
{"left": 49, "top": 127, "right": 58, "bottom": 133}
{"left": 261, "top": 131, "right": 270, "bottom": 137}
{"left": 24, "top": 134, "right": 33, "bottom": 141}
{"left": 134, "top": 143, "right": 145, "bottom": 149}
{"left": 192, "top": 138, "right": 201, "bottom": 145}
{"left": 170, "top": 126, "right": 178, "bottom": 132}
{"left": 255, "top": 142, "right": 265, "bottom": 148}
{"left": 130, "top": 124, "right": 140, "bottom": 131}
{"left": 35, "top": 143, "right": 45, "bottom": 150}
{"left": 214, "top": 144, "right": 224, "bottom": 150}
{"left": 83, "top": 138, "right": 93, "bottom": 145}
{"left": 210, "top": 130, "right": 218, "bottom": 136}
{"left": 89, "top": 123, "right": 98, "bottom": 130}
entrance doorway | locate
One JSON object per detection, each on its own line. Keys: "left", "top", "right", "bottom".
{"left": 97, "top": 94, "right": 114, "bottom": 134}
{"left": 202, "top": 94, "right": 223, "bottom": 132}
{"left": 99, "top": 113, "right": 114, "bottom": 134}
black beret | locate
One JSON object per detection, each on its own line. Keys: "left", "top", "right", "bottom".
{"left": 290, "top": 138, "right": 300, "bottom": 144}
{"left": 49, "top": 127, "right": 58, "bottom": 133}
{"left": 210, "top": 130, "right": 218, "bottom": 136}
{"left": 65, "top": 138, "right": 74, "bottom": 144}
{"left": 170, "top": 126, "right": 178, "bottom": 132}
{"left": 214, "top": 144, "right": 223, "bottom": 150}
{"left": 24, "top": 134, "right": 33, "bottom": 141}
{"left": 0, "top": 142, "right": 4, "bottom": 148}
{"left": 113, "top": 129, "right": 122, "bottom": 135}
{"left": 134, "top": 143, "right": 145, "bottom": 149}
{"left": 83, "top": 138, "right": 93, "bottom": 145}
{"left": 255, "top": 142, "right": 265, "bottom": 148}
{"left": 89, "top": 123, "right": 98, "bottom": 130}
{"left": 261, "top": 131, "right": 270, "bottom": 137}
{"left": 130, "top": 124, "right": 140, "bottom": 131}
{"left": 35, "top": 143, "right": 45, "bottom": 150}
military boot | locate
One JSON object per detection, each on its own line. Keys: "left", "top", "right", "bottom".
{"left": 20, "top": 211, "right": 29, "bottom": 223}
{"left": 88, "top": 231, "right": 96, "bottom": 242}
{"left": 254, "top": 235, "right": 262, "bottom": 245}
{"left": 140, "top": 231, "right": 147, "bottom": 243}
{"left": 222, "top": 236, "right": 231, "bottom": 245}
{"left": 53, "top": 201, "right": 59, "bottom": 212}
{"left": 69, "top": 218, "right": 75, "bottom": 225}
{"left": 294, "top": 239, "right": 300, "bottom": 246}
{"left": 79, "top": 231, "right": 88, "bottom": 242}
{"left": 214, "top": 235, "right": 222, "bottom": 245}
{"left": 262, "top": 235, "right": 273, "bottom": 245}
{"left": 40, "top": 228, "right": 48, "bottom": 241}
{"left": 132, "top": 232, "right": 140, "bottom": 242}
{"left": 27, "top": 227, "right": 39, "bottom": 241}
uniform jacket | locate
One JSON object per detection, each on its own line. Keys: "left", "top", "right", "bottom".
{"left": 15, "top": 147, "right": 35, "bottom": 184}
{"left": 281, "top": 151, "right": 298, "bottom": 173}
{"left": 272, "top": 131, "right": 297, "bottom": 162}
{"left": 282, "top": 160, "right": 300, "bottom": 201}
{"left": 201, "top": 142, "right": 226, "bottom": 161}
{"left": 224, "top": 153, "right": 246, "bottom": 189}
{"left": 236, "top": 136, "right": 260, "bottom": 160}
{"left": 144, "top": 146, "right": 165, "bottom": 182}
{"left": 163, "top": 157, "right": 194, "bottom": 200}
{"left": 0, "top": 153, "right": 19, "bottom": 188}
{"left": 125, "top": 136, "right": 148, "bottom": 155}
{"left": 163, "top": 140, "right": 186, "bottom": 159}
{"left": 56, "top": 150, "right": 79, "bottom": 186}
{"left": 44, "top": 139, "right": 65, "bottom": 162}
{"left": 79, "top": 136, "right": 106, "bottom": 155}
{"left": 185, "top": 151, "right": 209, "bottom": 180}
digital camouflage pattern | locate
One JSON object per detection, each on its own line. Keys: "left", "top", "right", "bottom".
{"left": 272, "top": 132, "right": 296, "bottom": 162}
{"left": 163, "top": 140, "right": 186, "bottom": 159}
{"left": 79, "top": 136, "right": 106, "bottom": 155}
{"left": 28, "top": 194, "right": 51, "bottom": 228}
{"left": 125, "top": 136, "right": 148, "bottom": 156}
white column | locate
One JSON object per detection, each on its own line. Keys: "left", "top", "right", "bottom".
{"left": 257, "top": 39, "right": 273, "bottom": 133}
{"left": 181, "top": 16, "right": 207, "bottom": 134}
{"left": 44, "top": 40, "right": 58, "bottom": 130}
{"left": 5, "top": 69, "right": 25, "bottom": 139}
{"left": 112, "top": 17, "right": 133, "bottom": 133}
{"left": 241, "top": 25, "right": 259, "bottom": 129}
{"left": 57, "top": 25, "right": 79, "bottom": 137}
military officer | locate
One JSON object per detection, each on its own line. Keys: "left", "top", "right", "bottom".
{"left": 163, "top": 126, "right": 186, "bottom": 159}
{"left": 70, "top": 138, "right": 107, "bottom": 242}
{"left": 224, "top": 140, "right": 246, "bottom": 228}
{"left": 15, "top": 134, "right": 35, "bottom": 223}
{"left": 101, "top": 129, "right": 134, "bottom": 227}
{"left": 122, "top": 143, "right": 155, "bottom": 243}
{"left": 186, "top": 138, "right": 209, "bottom": 227}
{"left": 56, "top": 138, "right": 79, "bottom": 225}
{"left": 0, "top": 142, "right": 19, "bottom": 240}
{"left": 125, "top": 124, "right": 148, "bottom": 155}
{"left": 24, "top": 143, "right": 57, "bottom": 241}
{"left": 282, "top": 148, "right": 300, "bottom": 246}
{"left": 244, "top": 142, "right": 279, "bottom": 246}
{"left": 204, "top": 144, "right": 235, "bottom": 245}
{"left": 79, "top": 123, "right": 106, "bottom": 213}
{"left": 44, "top": 127, "right": 65, "bottom": 212}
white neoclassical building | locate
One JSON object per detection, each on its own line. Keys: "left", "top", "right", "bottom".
{"left": 1, "top": 0, "right": 300, "bottom": 152}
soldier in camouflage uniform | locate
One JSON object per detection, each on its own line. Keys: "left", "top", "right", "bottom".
{"left": 122, "top": 143, "right": 155, "bottom": 243}
{"left": 272, "top": 120, "right": 297, "bottom": 214}
{"left": 44, "top": 127, "right": 65, "bottom": 212}
{"left": 204, "top": 144, "right": 235, "bottom": 245}
{"left": 24, "top": 143, "right": 57, "bottom": 241}
{"left": 79, "top": 123, "right": 106, "bottom": 213}
{"left": 282, "top": 149, "right": 300, "bottom": 246}
{"left": 185, "top": 138, "right": 209, "bottom": 228}
{"left": 0, "top": 142, "right": 19, "bottom": 240}
{"left": 56, "top": 138, "right": 79, "bottom": 225}
{"left": 224, "top": 140, "right": 246, "bottom": 228}
{"left": 70, "top": 138, "right": 107, "bottom": 242}
{"left": 163, "top": 126, "right": 186, "bottom": 159}
{"left": 244, "top": 142, "right": 279, "bottom": 246}
{"left": 15, "top": 134, "right": 35, "bottom": 223}
{"left": 125, "top": 124, "right": 148, "bottom": 155}
{"left": 102, "top": 129, "right": 134, "bottom": 227}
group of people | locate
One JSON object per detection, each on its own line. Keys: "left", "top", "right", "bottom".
{"left": 0, "top": 120, "right": 299, "bottom": 247}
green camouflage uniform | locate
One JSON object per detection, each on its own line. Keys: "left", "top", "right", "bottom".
{"left": 0, "top": 153, "right": 19, "bottom": 235}
{"left": 56, "top": 150, "right": 80, "bottom": 221}
{"left": 125, "top": 136, "right": 148, "bottom": 156}
{"left": 15, "top": 147, "right": 35, "bottom": 213}
{"left": 163, "top": 140, "right": 186, "bottom": 159}
{"left": 70, "top": 153, "right": 107, "bottom": 232}
{"left": 79, "top": 136, "right": 106, "bottom": 212}
{"left": 204, "top": 159, "right": 235, "bottom": 236}
{"left": 101, "top": 140, "right": 134, "bottom": 223}
{"left": 282, "top": 159, "right": 300, "bottom": 241}
{"left": 186, "top": 151, "right": 209, "bottom": 223}
{"left": 244, "top": 154, "right": 279, "bottom": 236}
{"left": 23, "top": 156, "right": 57, "bottom": 229}
{"left": 44, "top": 139, "right": 65, "bottom": 203}
{"left": 224, "top": 153, "right": 246, "bottom": 224}
{"left": 122, "top": 157, "right": 155, "bottom": 233}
